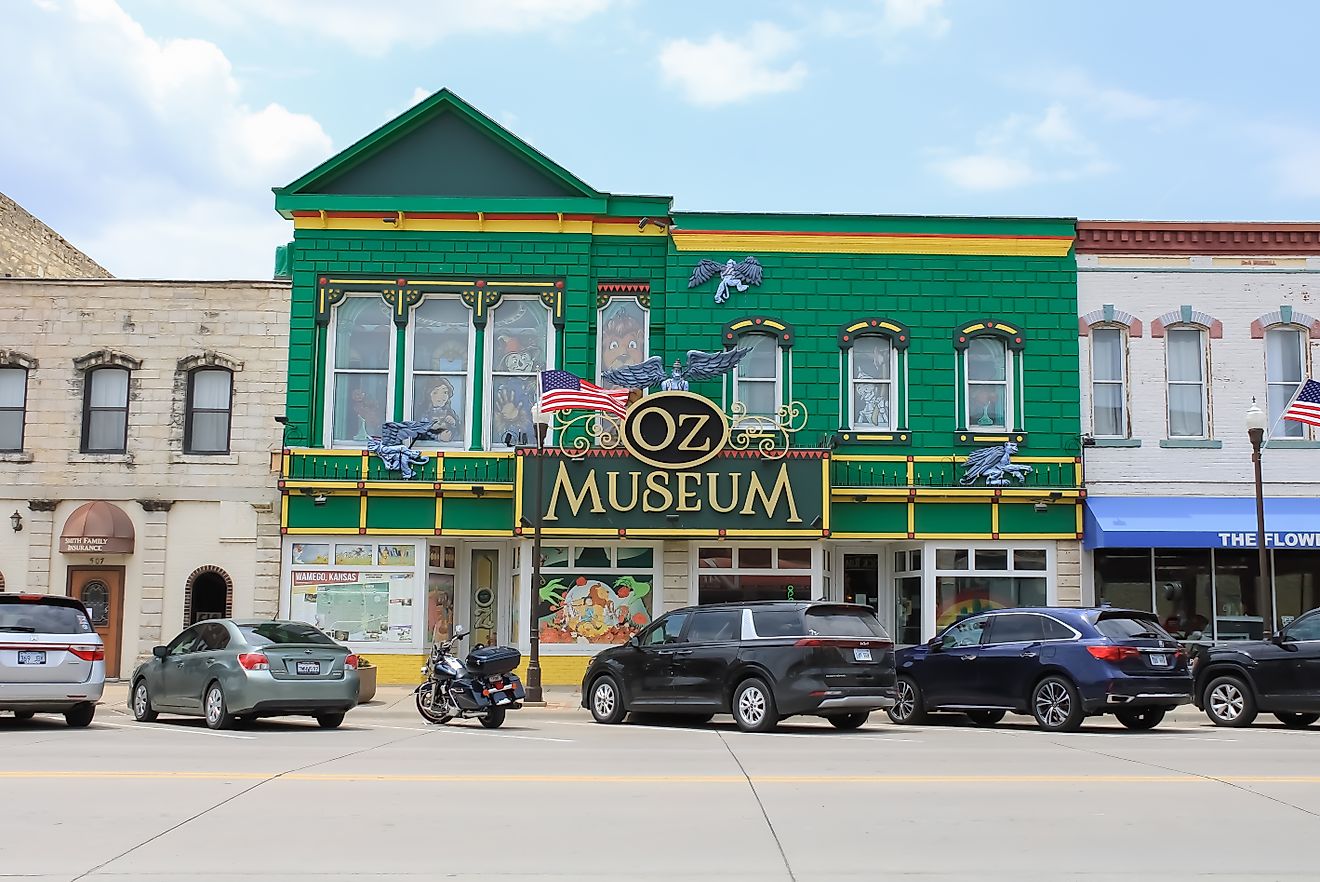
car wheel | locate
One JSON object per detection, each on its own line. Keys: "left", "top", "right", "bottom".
{"left": 64, "top": 702, "right": 95, "bottom": 728}
{"left": 131, "top": 680, "right": 158, "bottom": 722}
{"left": 1115, "top": 708, "right": 1166, "bottom": 730}
{"left": 204, "top": 682, "right": 235, "bottom": 731}
{"left": 316, "top": 712, "right": 345, "bottom": 729}
{"left": 480, "top": 706, "right": 506, "bottom": 729}
{"left": 966, "top": 710, "right": 1006, "bottom": 726}
{"left": 13, "top": 711, "right": 35, "bottom": 721}
{"left": 827, "top": 712, "right": 869, "bottom": 730}
{"left": 732, "top": 678, "right": 778, "bottom": 733}
{"left": 887, "top": 676, "right": 928, "bottom": 725}
{"left": 1204, "top": 675, "right": 1257, "bottom": 728}
{"left": 1031, "top": 676, "right": 1084, "bottom": 732}
{"left": 588, "top": 675, "right": 626, "bottom": 725}
{"left": 1274, "top": 712, "right": 1320, "bottom": 729}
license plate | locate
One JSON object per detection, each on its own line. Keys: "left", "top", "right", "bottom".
{"left": 17, "top": 650, "right": 46, "bottom": 665}
{"left": 1148, "top": 653, "right": 1169, "bottom": 667}
{"left": 854, "top": 648, "right": 873, "bottom": 662}
{"left": 295, "top": 660, "right": 321, "bottom": 675}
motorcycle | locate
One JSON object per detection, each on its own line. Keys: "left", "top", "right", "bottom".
{"left": 415, "top": 625, "right": 525, "bottom": 728}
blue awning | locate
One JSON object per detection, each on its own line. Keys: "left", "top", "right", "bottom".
{"left": 1084, "top": 497, "right": 1320, "bottom": 550}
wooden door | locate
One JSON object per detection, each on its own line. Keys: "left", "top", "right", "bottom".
{"left": 68, "top": 567, "right": 125, "bottom": 678}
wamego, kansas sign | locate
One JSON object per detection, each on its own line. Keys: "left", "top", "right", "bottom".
{"left": 519, "top": 392, "right": 827, "bottom": 536}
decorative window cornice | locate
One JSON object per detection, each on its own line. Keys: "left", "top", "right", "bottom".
{"left": 178, "top": 351, "right": 244, "bottom": 373}
{"left": 74, "top": 349, "right": 141, "bottom": 371}
{"left": 723, "top": 315, "right": 794, "bottom": 349}
{"left": 1251, "top": 306, "right": 1320, "bottom": 339}
{"left": 953, "top": 319, "right": 1025, "bottom": 351}
{"left": 0, "top": 349, "right": 37, "bottom": 370}
{"left": 1079, "top": 305, "right": 1143, "bottom": 337}
{"left": 596, "top": 280, "right": 651, "bottom": 309}
{"left": 838, "top": 317, "right": 910, "bottom": 351}
{"left": 1151, "top": 306, "right": 1222, "bottom": 339}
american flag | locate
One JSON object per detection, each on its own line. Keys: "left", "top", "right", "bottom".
{"left": 1282, "top": 379, "right": 1320, "bottom": 428}
{"left": 539, "top": 370, "right": 630, "bottom": 419}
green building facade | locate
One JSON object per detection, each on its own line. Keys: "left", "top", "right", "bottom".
{"left": 273, "top": 91, "right": 1083, "bottom": 685}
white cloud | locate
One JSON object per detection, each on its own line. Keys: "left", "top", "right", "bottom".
{"left": 658, "top": 22, "right": 807, "bottom": 108}
{"left": 874, "top": 0, "right": 950, "bottom": 37}
{"left": 930, "top": 103, "right": 1114, "bottom": 191}
{"left": 203, "top": 0, "right": 613, "bottom": 56}
{"left": 0, "top": 0, "right": 332, "bottom": 278}
{"left": 817, "top": 0, "right": 949, "bottom": 52}
{"left": 1251, "top": 124, "right": 1320, "bottom": 200}
{"left": 1027, "top": 69, "right": 1195, "bottom": 124}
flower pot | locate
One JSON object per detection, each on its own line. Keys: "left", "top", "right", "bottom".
{"left": 356, "top": 665, "right": 377, "bottom": 704}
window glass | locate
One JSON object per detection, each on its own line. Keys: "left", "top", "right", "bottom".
{"left": 644, "top": 611, "right": 688, "bottom": 645}
{"left": 1166, "top": 328, "right": 1206, "bottom": 438}
{"left": 1213, "top": 550, "right": 1262, "bottom": 625}
{"left": 412, "top": 299, "right": 470, "bottom": 447}
{"left": 1154, "top": 550, "right": 1213, "bottom": 640}
{"left": 699, "top": 574, "right": 806, "bottom": 605}
{"left": 940, "top": 616, "right": 988, "bottom": 649}
{"left": 197, "top": 622, "right": 231, "bottom": 651}
{"left": 0, "top": 599, "right": 92, "bottom": 634}
{"left": 777, "top": 548, "right": 812, "bottom": 569}
{"left": 909, "top": 549, "right": 922, "bottom": 571}
{"left": 685, "top": 609, "right": 742, "bottom": 644}
{"left": 893, "top": 551, "right": 906, "bottom": 573}
{"left": 167, "top": 627, "right": 200, "bottom": 655}
{"left": 737, "top": 547, "right": 772, "bottom": 568}
{"left": 936, "top": 576, "right": 1046, "bottom": 631}
{"left": 331, "top": 298, "right": 392, "bottom": 444}
{"left": 975, "top": 549, "right": 1008, "bottom": 571}
{"left": 752, "top": 608, "right": 804, "bottom": 637}
{"left": 1286, "top": 613, "right": 1320, "bottom": 642}
{"left": 1013, "top": 549, "right": 1047, "bottom": 571}
{"left": 1041, "top": 617, "right": 1074, "bottom": 640}
{"left": 1095, "top": 549, "right": 1153, "bottom": 612}
{"left": 851, "top": 336, "right": 893, "bottom": 429}
{"left": 896, "top": 576, "right": 922, "bottom": 646}
{"left": 1266, "top": 328, "right": 1306, "bottom": 439}
{"left": 597, "top": 299, "right": 647, "bottom": 387}
{"left": 804, "top": 607, "right": 888, "bottom": 639}
{"left": 936, "top": 548, "right": 969, "bottom": 570}
{"left": 967, "top": 337, "right": 1008, "bottom": 429}
{"left": 1094, "top": 616, "right": 1173, "bottom": 641}
{"left": 615, "top": 547, "right": 654, "bottom": 569}
{"left": 1092, "top": 328, "right": 1126, "bottom": 437}
{"left": 986, "top": 613, "right": 1044, "bottom": 643}
{"left": 735, "top": 333, "right": 779, "bottom": 417}
{"left": 574, "top": 547, "right": 612, "bottom": 568}
{"left": 698, "top": 547, "right": 733, "bottom": 569}
{"left": 187, "top": 369, "right": 232, "bottom": 454}
{"left": 1274, "top": 551, "right": 1320, "bottom": 627}
{"left": 0, "top": 368, "right": 26, "bottom": 451}
{"left": 85, "top": 367, "right": 129, "bottom": 453}
{"left": 537, "top": 546, "right": 657, "bottom": 646}
{"left": 489, "top": 299, "right": 550, "bottom": 448}
{"left": 239, "top": 622, "right": 337, "bottom": 645}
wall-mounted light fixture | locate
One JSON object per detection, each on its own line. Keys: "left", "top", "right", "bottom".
{"left": 1034, "top": 502, "right": 1049, "bottom": 513}
{"left": 313, "top": 494, "right": 327, "bottom": 506}
{"left": 10, "top": 511, "right": 22, "bottom": 532}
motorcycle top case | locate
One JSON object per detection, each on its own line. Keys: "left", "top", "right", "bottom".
{"left": 466, "top": 645, "right": 521, "bottom": 677}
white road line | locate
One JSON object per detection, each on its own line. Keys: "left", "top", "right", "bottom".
{"left": 537, "top": 720, "right": 921, "bottom": 741}
{"left": 361, "top": 723, "right": 573, "bottom": 743}
{"left": 96, "top": 721, "right": 254, "bottom": 740}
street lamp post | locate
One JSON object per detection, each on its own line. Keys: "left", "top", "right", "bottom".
{"left": 525, "top": 405, "right": 549, "bottom": 704}
{"left": 1245, "top": 400, "right": 1273, "bottom": 637}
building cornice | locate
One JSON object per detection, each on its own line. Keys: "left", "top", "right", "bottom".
{"left": 1077, "top": 221, "right": 1320, "bottom": 255}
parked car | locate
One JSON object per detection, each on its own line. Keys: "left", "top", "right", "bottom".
{"left": 887, "top": 607, "right": 1192, "bottom": 732}
{"left": 130, "top": 620, "right": 359, "bottom": 730}
{"left": 582, "top": 601, "right": 896, "bottom": 733}
{"left": 0, "top": 594, "right": 105, "bottom": 727}
{"left": 1193, "top": 607, "right": 1320, "bottom": 728}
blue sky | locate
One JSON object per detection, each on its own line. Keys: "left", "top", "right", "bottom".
{"left": 3, "top": 0, "right": 1317, "bottom": 278}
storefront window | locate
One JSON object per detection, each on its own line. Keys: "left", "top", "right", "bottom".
{"left": 933, "top": 545, "right": 1049, "bottom": 630}
{"left": 411, "top": 299, "right": 470, "bottom": 447}
{"left": 1095, "top": 549, "right": 1154, "bottom": 613}
{"left": 290, "top": 540, "right": 420, "bottom": 644}
{"left": 697, "top": 546, "right": 813, "bottom": 605}
{"left": 537, "top": 544, "right": 657, "bottom": 648}
{"left": 1154, "top": 550, "right": 1213, "bottom": 640}
{"left": 426, "top": 544, "right": 457, "bottom": 645}
{"left": 1274, "top": 550, "right": 1320, "bottom": 627}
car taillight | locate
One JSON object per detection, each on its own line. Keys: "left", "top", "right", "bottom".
{"left": 1087, "top": 645, "right": 1141, "bottom": 663}
{"left": 237, "top": 652, "right": 270, "bottom": 671}
{"left": 67, "top": 646, "right": 104, "bottom": 662}
{"left": 344, "top": 654, "right": 358, "bottom": 670}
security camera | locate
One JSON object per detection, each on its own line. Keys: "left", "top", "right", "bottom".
{"left": 638, "top": 217, "right": 649, "bottom": 230}
{"left": 1034, "top": 502, "right": 1048, "bottom": 513}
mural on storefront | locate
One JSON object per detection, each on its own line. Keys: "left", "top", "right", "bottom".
{"left": 688, "top": 256, "right": 764, "bottom": 304}
{"left": 426, "top": 573, "right": 455, "bottom": 644}
{"left": 292, "top": 568, "right": 415, "bottom": 643}
{"left": 602, "top": 348, "right": 749, "bottom": 392}
{"left": 537, "top": 575, "right": 652, "bottom": 645}
{"left": 959, "top": 442, "right": 1033, "bottom": 487}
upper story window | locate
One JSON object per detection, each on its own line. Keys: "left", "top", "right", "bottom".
{"left": 488, "top": 297, "right": 553, "bottom": 448}
{"left": 1165, "top": 326, "right": 1209, "bottom": 438}
{"left": 954, "top": 321, "right": 1024, "bottom": 434}
{"left": 0, "top": 366, "right": 28, "bottom": 452}
{"left": 184, "top": 368, "right": 233, "bottom": 454}
{"left": 734, "top": 332, "right": 780, "bottom": 419}
{"left": 1090, "top": 327, "right": 1128, "bottom": 438}
{"left": 597, "top": 296, "right": 649, "bottom": 387}
{"left": 329, "top": 297, "right": 393, "bottom": 445}
{"left": 82, "top": 367, "right": 130, "bottom": 453}
{"left": 1266, "top": 326, "right": 1307, "bottom": 439}
{"left": 410, "top": 298, "right": 471, "bottom": 447}
{"left": 838, "top": 318, "right": 909, "bottom": 432}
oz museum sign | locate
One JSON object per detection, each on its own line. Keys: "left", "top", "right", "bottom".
{"left": 517, "top": 392, "right": 827, "bottom": 537}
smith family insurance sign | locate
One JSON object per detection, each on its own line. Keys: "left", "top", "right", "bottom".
{"left": 518, "top": 392, "right": 827, "bottom": 537}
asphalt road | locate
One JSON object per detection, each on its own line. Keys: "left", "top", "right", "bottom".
{"left": 1, "top": 690, "right": 1317, "bottom": 882}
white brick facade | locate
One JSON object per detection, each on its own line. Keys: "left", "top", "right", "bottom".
{"left": 0, "top": 280, "right": 288, "bottom": 677}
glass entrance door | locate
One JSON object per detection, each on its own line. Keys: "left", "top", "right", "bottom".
{"left": 893, "top": 547, "right": 923, "bottom": 646}
{"left": 469, "top": 548, "right": 500, "bottom": 647}
{"left": 841, "top": 552, "right": 896, "bottom": 638}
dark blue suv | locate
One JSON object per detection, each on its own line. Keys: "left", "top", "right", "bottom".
{"left": 886, "top": 607, "right": 1192, "bottom": 732}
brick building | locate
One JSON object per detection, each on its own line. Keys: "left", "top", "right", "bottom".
{"left": 0, "top": 192, "right": 112, "bottom": 280}
{"left": 273, "top": 90, "right": 1085, "bottom": 686}
{"left": 0, "top": 278, "right": 288, "bottom": 677}
{"left": 1077, "top": 222, "right": 1320, "bottom": 639}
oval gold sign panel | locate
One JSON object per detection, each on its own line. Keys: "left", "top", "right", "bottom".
{"left": 621, "top": 391, "right": 730, "bottom": 470}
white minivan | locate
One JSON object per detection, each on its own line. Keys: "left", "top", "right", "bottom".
{"left": 0, "top": 594, "right": 106, "bottom": 727}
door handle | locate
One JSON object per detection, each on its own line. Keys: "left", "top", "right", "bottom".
{"left": 1019, "top": 651, "right": 1038, "bottom": 659}
{"left": 959, "top": 654, "right": 977, "bottom": 661}
{"left": 671, "top": 650, "right": 694, "bottom": 656}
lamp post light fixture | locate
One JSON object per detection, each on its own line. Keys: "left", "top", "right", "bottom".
{"left": 1245, "top": 400, "right": 1273, "bottom": 636}
{"left": 9, "top": 511, "right": 21, "bottom": 532}
{"left": 525, "top": 403, "right": 549, "bottom": 705}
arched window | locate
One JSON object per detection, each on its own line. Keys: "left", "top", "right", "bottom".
{"left": 185, "top": 368, "right": 234, "bottom": 454}
{"left": 328, "top": 297, "right": 394, "bottom": 445}
{"left": 1080, "top": 307, "right": 1140, "bottom": 440}
{"left": 954, "top": 321, "right": 1024, "bottom": 433}
{"left": 838, "top": 318, "right": 909, "bottom": 434}
{"left": 185, "top": 566, "right": 233, "bottom": 625}
{"left": 409, "top": 297, "right": 472, "bottom": 448}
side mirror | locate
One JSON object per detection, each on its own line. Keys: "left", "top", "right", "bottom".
{"left": 926, "top": 636, "right": 943, "bottom": 652}
{"left": 452, "top": 625, "right": 469, "bottom": 639}
{"left": 628, "top": 635, "right": 641, "bottom": 649}
{"left": 152, "top": 645, "right": 168, "bottom": 660}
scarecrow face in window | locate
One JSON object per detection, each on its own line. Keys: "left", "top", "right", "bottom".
{"left": 600, "top": 305, "right": 645, "bottom": 373}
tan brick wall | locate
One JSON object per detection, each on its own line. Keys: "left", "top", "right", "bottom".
{"left": 0, "top": 192, "right": 111, "bottom": 280}
{"left": 1056, "top": 540, "right": 1082, "bottom": 606}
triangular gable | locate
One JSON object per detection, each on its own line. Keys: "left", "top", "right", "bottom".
{"left": 277, "top": 88, "right": 601, "bottom": 202}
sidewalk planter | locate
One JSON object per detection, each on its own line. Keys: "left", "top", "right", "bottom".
{"left": 356, "top": 659, "right": 377, "bottom": 704}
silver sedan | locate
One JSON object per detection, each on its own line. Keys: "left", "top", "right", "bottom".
{"left": 130, "top": 619, "right": 359, "bottom": 730}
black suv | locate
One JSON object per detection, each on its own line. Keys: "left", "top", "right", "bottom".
{"left": 581, "top": 601, "right": 896, "bottom": 733}
{"left": 1193, "top": 607, "right": 1320, "bottom": 728}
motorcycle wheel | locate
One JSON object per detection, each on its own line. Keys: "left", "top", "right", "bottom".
{"left": 480, "top": 706, "right": 507, "bottom": 729}
{"left": 415, "top": 687, "right": 454, "bottom": 724}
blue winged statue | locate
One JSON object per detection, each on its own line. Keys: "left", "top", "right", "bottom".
{"left": 602, "top": 348, "right": 751, "bottom": 392}
{"left": 368, "top": 419, "right": 440, "bottom": 479}
{"left": 959, "top": 442, "right": 1033, "bottom": 487}
{"left": 688, "top": 256, "right": 764, "bottom": 304}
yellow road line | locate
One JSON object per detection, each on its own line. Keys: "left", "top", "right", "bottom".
{"left": 2, "top": 771, "right": 1319, "bottom": 785}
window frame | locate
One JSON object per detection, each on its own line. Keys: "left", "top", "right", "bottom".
{"left": 1264, "top": 325, "right": 1309, "bottom": 440}
{"left": 0, "top": 366, "right": 28, "bottom": 452}
{"left": 845, "top": 332, "right": 902, "bottom": 431}
{"left": 596, "top": 295, "right": 650, "bottom": 388}
{"left": 1164, "top": 325, "right": 1210, "bottom": 440}
{"left": 1089, "top": 325, "right": 1129, "bottom": 439}
{"left": 81, "top": 366, "right": 131, "bottom": 454}
{"left": 324, "top": 295, "right": 397, "bottom": 448}
{"left": 731, "top": 330, "right": 783, "bottom": 423}
{"left": 485, "top": 295, "right": 556, "bottom": 450}
{"left": 405, "top": 295, "right": 476, "bottom": 450}
{"left": 963, "top": 336, "right": 1014, "bottom": 431}
{"left": 183, "top": 367, "right": 234, "bottom": 455}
